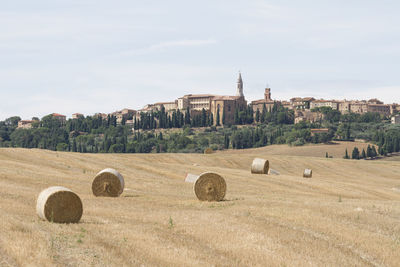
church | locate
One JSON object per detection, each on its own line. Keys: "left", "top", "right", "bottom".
{"left": 209, "top": 73, "right": 247, "bottom": 125}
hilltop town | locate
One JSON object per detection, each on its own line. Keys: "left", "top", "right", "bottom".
{"left": 16, "top": 73, "right": 400, "bottom": 129}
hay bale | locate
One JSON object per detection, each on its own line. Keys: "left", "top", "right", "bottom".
{"left": 185, "top": 173, "right": 200, "bottom": 183}
{"left": 92, "top": 168, "right": 125, "bottom": 197}
{"left": 36, "top": 186, "right": 83, "bottom": 223}
{"left": 204, "top": 148, "right": 214, "bottom": 154}
{"left": 303, "top": 169, "right": 313, "bottom": 178}
{"left": 194, "top": 172, "right": 226, "bottom": 201}
{"left": 251, "top": 158, "right": 269, "bottom": 174}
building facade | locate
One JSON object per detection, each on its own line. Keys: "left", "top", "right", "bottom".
{"left": 310, "top": 100, "right": 339, "bottom": 110}
{"left": 251, "top": 88, "right": 276, "bottom": 113}
{"left": 17, "top": 120, "right": 35, "bottom": 129}
{"left": 52, "top": 113, "right": 66, "bottom": 125}
{"left": 392, "top": 114, "right": 400, "bottom": 124}
{"left": 290, "top": 97, "right": 315, "bottom": 110}
{"left": 72, "top": 113, "right": 84, "bottom": 119}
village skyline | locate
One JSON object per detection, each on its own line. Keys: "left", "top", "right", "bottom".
{"left": 14, "top": 72, "right": 400, "bottom": 129}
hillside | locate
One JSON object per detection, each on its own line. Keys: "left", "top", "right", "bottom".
{"left": 0, "top": 143, "right": 400, "bottom": 266}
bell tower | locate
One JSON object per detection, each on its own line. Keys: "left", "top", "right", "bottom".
{"left": 236, "top": 72, "right": 244, "bottom": 97}
{"left": 265, "top": 88, "right": 271, "bottom": 101}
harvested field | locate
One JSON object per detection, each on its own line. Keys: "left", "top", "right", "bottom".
{"left": 0, "top": 142, "right": 400, "bottom": 266}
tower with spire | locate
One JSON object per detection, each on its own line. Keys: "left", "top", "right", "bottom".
{"left": 236, "top": 72, "right": 244, "bottom": 97}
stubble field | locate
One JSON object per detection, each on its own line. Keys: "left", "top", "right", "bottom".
{"left": 0, "top": 142, "right": 399, "bottom": 266}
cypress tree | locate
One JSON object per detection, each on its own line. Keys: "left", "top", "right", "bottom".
{"left": 201, "top": 108, "right": 207, "bottom": 127}
{"left": 372, "top": 146, "right": 377, "bottom": 158}
{"left": 185, "top": 107, "right": 191, "bottom": 125}
{"left": 224, "top": 134, "right": 230, "bottom": 149}
{"left": 366, "top": 145, "right": 372, "bottom": 158}
{"left": 255, "top": 109, "right": 260, "bottom": 122}
{"left": 344, "top": 148, "right": 349, "bottom": 159}
{"left": 216, "top": 107, "right": 221, "bottom": 126}
{"left": 361, "top": 149, "right": 366, "bottom": 159}
{"left": 352, "top": 147, "right": 360, "bottom": 159}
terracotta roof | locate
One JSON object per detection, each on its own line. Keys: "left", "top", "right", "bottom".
{"left": 312, "top": 99, "right": 338, "bottom": 103}
{"left": 184, "top": 94, "right": 216, "bottom": 98}
{"left": 212, "top": 95, "right": 241, "bottom": 101}
{"left": 52, "top": 113, "right": 66, "bottom": 117}
{"left": 251, "top": 99, "right": 275, "bottom": 105}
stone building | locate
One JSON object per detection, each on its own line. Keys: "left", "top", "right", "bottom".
{"left": 153, "top": 102, "right": 177, "bottom": 112}
{"left": 72, "top": 113, "right": 84, "bottom": 119}
{"left": 392, "top": 114, "right": 400, "bottom": 124}
{"left": 290, "top": 97, "right": 315, "bottom": 110}
{"left": 294, "top": 110, "right": 324, "bottom": 124}
{"left": 338, "top": 101, "right": 351, "bottom": 114}
{"left": 367, "top": 104, "right": 391, "bottom": 116}
{"left": 390, "top": 104, "right": 400, "bottom": 115}
{"left": 310, "top": 100, "right": 339, "bottom": 110}
{"left": 210, "top": 95, "right": 246, "bottom": 125}
{"left": 52, "top": 113, "right": 66, "bottom": 125}
{"left": 112, "top": 109, "right": 136, "bottom": 124}
{"left": 349, "top": 101, "right": 368, "bottom": 114}
{"left": 17, "top": 120, "right": 35, "bottom": 129}
{"left": 251, "top": 88, "right": 275, "bottom": 113}
{"left": 209, "top": 73, "right": 247, "bottom": 125}
{"left": 177, "top": 94, "right": 215, "bottom": 111}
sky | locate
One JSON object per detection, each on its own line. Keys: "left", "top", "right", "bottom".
{"left": 1, "top": 0, "right": 400, "bottom": 120}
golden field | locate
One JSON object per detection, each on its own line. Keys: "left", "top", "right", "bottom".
{"left": 0, "top": 142, "right": 399, "bottom": 266}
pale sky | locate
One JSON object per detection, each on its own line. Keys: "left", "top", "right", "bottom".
{"left": 1, "top": 0, "right": 400, "bottom": 120}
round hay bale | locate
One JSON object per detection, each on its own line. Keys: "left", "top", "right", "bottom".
{"left": 92, "top": 168, "right": 125, "bottom": 197}
{"left": 204, "top": 148, "right": 214, "bottom": 154}
{"left": 36, "top": 186, "right": 83, "bottom": 223}
{"left": 251, "top": 158, "right": 269, "bottom": 174}
{"left": 303, "top": 169, "right": 313, "bottom": 178}
{"left": 194, "top": 172, "right": 226, "bottom": 201}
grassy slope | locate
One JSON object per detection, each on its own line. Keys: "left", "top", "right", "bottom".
{"left": 0, "top": 142, "right": 399, "bottom": 266}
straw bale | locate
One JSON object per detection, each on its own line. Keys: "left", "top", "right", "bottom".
{"left": 194, "top": 172, "right": 226, "bottom": 201}
{"left": 185, "top": 173, "right": 200, "bottom": 183}
{"left": 303, "top": 169, "right": 313, "bottom": 178}
{"left": 251, "top": 158, "right": 269, "bottom": 174}
{"left": 36, "top": 186, "right": 83, "bottom": 223}
{"left": 92, "top": 168, "right": 125, "bottom": 197}
{"left": 204, "top": 148, "right": 214, "bottom": 154}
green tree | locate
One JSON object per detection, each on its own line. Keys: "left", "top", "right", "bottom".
{"left": 216, "top": 106, "right": 221, "bottom": 126}
{"left": 361, "top": 148, "right": 366, "bottom": 159}
{"left": 344, "top": 149, "right": 349, "bottom": 159}
{"left": 352, "top": 147, "right": 360, "bottom": 159}
{"left": 371, "top": 146, "right": 377, "bottom": 158}
{"left": 56, "top": 143, "right": 68, "bottom": 151}
{"left": 255, "top": 109, "right": 260, "bottom": 122}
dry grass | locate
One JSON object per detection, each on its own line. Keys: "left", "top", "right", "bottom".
{"left": 0, "top": 142, "right": 399, "bottom": 266}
